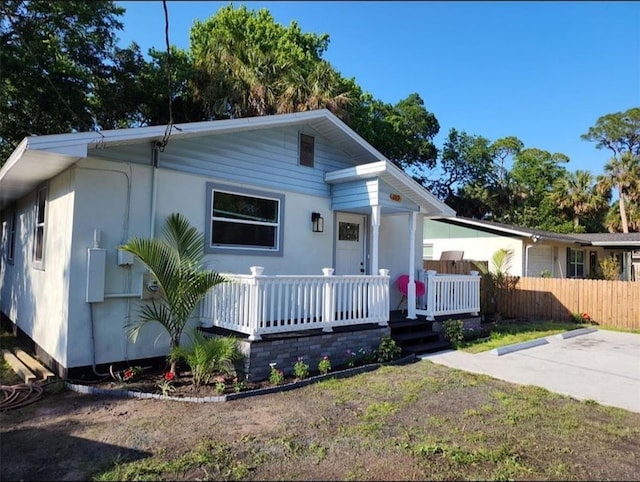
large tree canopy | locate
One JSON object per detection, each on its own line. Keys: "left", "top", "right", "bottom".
{"left": 0, "top": 0, "right": 125, "bottom": 159}
{"left": 582, "top": 108, "right": 640, "bottom": 233}
{"left": 0, "top": 2, "right": 635, "bottom": 232}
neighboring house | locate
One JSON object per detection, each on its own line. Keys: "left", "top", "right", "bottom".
{"left": 424, "top": 217, "right": 640, "bottom": 280}
{"left": 0, "top": 109, "right": 467, "bottom": 379}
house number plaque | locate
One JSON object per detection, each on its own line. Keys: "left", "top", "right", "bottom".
{"left": 389, "top": 193, "right": 402, "bottom": 202}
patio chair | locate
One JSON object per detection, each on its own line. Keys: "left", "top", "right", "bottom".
{"left": 396, "top": 274, "right": 426, "bottom": 313}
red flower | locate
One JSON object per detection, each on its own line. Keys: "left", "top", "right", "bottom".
{"left": 582, "top": 312, "right": 591, "bottom": 321}
{"left": 164, "top": 372, "right": 175, "bottom": 381}
{"left": 123, "top": 369, "right": 134, "bottom": 380}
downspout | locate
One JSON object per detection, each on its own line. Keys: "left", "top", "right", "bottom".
{"left": 524, "top": 235, "right": 540, "bottom": 277}
{"left": 150, "top": 142, "right": 160, "bottom": 238}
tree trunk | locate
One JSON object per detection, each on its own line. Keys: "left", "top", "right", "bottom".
{"left": 618, "top": 184, "right": 629, "bottom": 233}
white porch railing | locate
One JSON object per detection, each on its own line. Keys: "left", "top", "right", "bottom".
{"left": 201, "top": 267, "right": 390, "bottom": 340}
{"left": 416, "top": 269, "right": 481, "bottom": 320}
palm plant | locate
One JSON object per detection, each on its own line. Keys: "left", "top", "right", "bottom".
{"left": 121, "top": 213, "right": 227, "bottom": 374}
{"left": 597, "top": 153, "right": 640, "bottom": 233}
{"left": 551, "top": 170, "right": 610, "bottom": 230}
{"left": 472, "top": 248, "right": 520, "bottom": 319}
{"left": 170, "top": 331, "right": 243, "bottom": 387}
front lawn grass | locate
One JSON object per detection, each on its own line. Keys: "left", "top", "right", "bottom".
{"left": 88, "top": 361, "right": 640, "bottom": 481}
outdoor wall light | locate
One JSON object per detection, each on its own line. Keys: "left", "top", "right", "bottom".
{"left": 311, "top": 212, "right": 324, "bottom": 233}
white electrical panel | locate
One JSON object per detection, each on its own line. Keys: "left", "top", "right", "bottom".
{"left": 86, "top": 248, "right": 106, "bottom": 302}
{"left": 117, "top": 247, "right": 135, "bottom": 266}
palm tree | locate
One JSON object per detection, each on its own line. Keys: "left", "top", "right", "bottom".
{"left": 551, "top": 170, "right": 609, "bottom": 230}
{"left": 121, "top": 213, "right": 227, "bottom": 374}
{"left": 597, "top": 153, "right": 640, "bottom": 233}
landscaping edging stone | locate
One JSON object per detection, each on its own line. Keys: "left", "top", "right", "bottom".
{"left": 65, "top": 354, "right": 418, "bottom": 403}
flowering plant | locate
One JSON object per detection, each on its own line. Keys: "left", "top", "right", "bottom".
{"left": 110, "top": 365, "right": 143, "bottom": 384}
{"left": 157, "top": 371, "right": 176, "bottom": 396}
{"left": 318, "top": 356, "right": 331, "bottom": 375}
{"left": 346, "top": 349, "right": 356, "bottom": 368}
{"left": 293, "top": 356, "right": 310, "bottom": 380}
{"left": 269, "top": 363, "right": 285, "bottom": 385}
{"left": 581, "top": 312, "right": 591, "bottom": 322}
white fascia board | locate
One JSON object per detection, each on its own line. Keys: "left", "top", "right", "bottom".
{"left": 19, "top": 110, "right": 342, "bottom": 154}
{"left": 435, "top": 216, "right": 535, "bottom": 238}
{"left": 590, "top": 241, "right": 640, "bottom": 247}
{"left": 0, "top": 138, "right": 29, "bottom": 182}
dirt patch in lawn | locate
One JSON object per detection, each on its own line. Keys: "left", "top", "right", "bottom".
{"left": 2, "top": 361, "right": 640, "bottom": 481}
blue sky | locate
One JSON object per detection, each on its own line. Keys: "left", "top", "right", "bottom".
{"left": 115, "top": 1, "right": 640, "bottom": 176}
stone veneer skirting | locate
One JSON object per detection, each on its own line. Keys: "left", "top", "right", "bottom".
{"left": 238, "top": 325, "right": 391, "bottom": 382}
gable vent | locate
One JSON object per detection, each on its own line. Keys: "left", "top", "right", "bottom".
{"left": 299, "top": 133, "right": 315, "bottom": 167}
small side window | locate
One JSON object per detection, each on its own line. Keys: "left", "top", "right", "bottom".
{"left": 7, "top": 207, "right": 16, "bottom": 264}
{"left": 33, "top": 184, "right": 48, "bottom": 267}
{"left": 299, "top": 133, "right": 315, "bottom": 167}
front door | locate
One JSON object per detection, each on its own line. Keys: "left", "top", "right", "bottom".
{"left": 335, "top": 213, "right": 366, "bottom": 275}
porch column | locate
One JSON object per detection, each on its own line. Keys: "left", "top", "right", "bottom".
{"left": 370, "top": 205, "right": 381, "bottom": 273}
{"left": 407, "top": 211, "right": 417, "bottom": 319}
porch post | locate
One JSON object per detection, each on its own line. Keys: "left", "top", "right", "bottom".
{"left": 370, "top": 205, "right": 381, "bottom": 274}
{"left": 407, "top": 211, "right": 417, "bottom": 320}
{"left": 322, "top": 268, "right": 335, "bottom": 331}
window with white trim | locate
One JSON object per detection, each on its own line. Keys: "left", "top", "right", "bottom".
{"left": 7, "top": 207, "right": 16, "bottom": 264}
{"left": 33, "top": 184, "right": 48, "bottom": 266}
{"left": 205, "top": 182, "right": 284, "bottom": 256}
{"left": 423, "top": 243, "right": 434, "bottom": 260}
{"left": 567, "top": 248, "right": 585, "bottom": 278}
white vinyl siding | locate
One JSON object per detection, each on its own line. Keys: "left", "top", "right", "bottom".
{"left": 91, "top": 126, "right": 358, "bottom": 198}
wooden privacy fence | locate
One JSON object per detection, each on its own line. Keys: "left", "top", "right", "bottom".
{"left": 500, "top": 277, "right": 640, "bottom": 330}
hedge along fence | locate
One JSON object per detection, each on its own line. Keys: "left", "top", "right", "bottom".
{"left": 499, "top": 277, "right": 640, "bottom": 330}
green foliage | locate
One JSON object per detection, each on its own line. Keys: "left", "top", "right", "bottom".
{"left": 443, "top": 319, "right": 465, "bottom": 346}
{"left": 376, "top": 336, "right": 402, "bottom": 363}
{"left": 599, "top": 256, "right": 621, "bottom": 280}
{"left": 318, "top": 356, "right": 332, "bottom": 375}
{"left": 473, "top": 249, "right": 519, "bottom": 316}
{"left": 269, "top": 364, "right": 285, "bottom": 385}
{"left": 0, "top": 0, "right": 126, "bottom": 161}
{"left": 293, "top": 356, "right": 310, "bottom": 380}
{"left": 170, "top": 331, "right": 242, "bottom": 387}
{"left": 121, "top": 213, "right": 227, "bottom": 373}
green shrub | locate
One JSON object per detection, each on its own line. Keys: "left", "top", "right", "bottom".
{"left": 293, "top": 356, "right": 310, "bottom": 379}
{"left": 376, "top": 336, "right": 402, "bottom": 362}
{"left": 443, "top": 319, "right": 465, "bottom": 346}
{"left": 170, "top": 332, "right": 243, "bottom": 387}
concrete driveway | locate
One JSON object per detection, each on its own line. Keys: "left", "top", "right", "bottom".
{"left": 420, "top": 329, "right": 640, "bottom": 413}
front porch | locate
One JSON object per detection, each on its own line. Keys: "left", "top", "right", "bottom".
{"left": 201, "top": 267, "right": 481, "bottom": 339}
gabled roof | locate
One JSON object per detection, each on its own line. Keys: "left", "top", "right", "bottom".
{"left": 2, "top": 109, "right": 446, "bottom": 211}
{"left": 430, "top": 216, "right": 640, "bottom": 248}
{"left": 325, "top": 160, "right": 456, "bottom": 216}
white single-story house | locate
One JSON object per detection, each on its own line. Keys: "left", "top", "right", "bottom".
{"left": 0, "top": 109, "right": 482, "bottom": 380}
{"left": 424, "top": 217, "right": 640, "bottom": 281}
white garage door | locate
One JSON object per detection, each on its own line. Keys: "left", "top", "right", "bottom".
{"left": 528, "top": 245, "right": 553, "bottom": 277}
